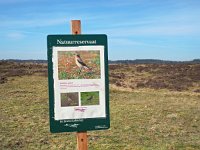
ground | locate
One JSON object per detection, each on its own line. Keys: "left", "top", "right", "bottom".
{"left": 109, "top": 64, "right": 200, "bottom": 92}
{"left": 0, "top": 62, "right": 200, "bottom": 149}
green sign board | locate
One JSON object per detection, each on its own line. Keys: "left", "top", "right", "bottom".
{"left": 47, "top": 34, "right": 110, "bottom": 133}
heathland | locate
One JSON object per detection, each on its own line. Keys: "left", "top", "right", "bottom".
{"left": 0, "top": 60, "right": 200, "bottom": 150}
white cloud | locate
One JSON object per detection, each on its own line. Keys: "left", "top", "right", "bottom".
{"left": 6, "top": 32, "right": 25, "bottom": 40}
{"left": 0, "top": 0, "right": 27, "bottom": 4}
{"left": 92, "top": 23, "right": 200, "bottom": 37}
{"left": 0, "top": 17, "right": 66, "bottom": 28}
{"left": 110, "top": 38, "right": 143, "bottom": 46}
{"left": 0, "top": 0, "right": 47, "bottom": 5}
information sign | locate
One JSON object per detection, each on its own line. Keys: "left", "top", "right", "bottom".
{"left": 47, "top": 34, "right": 110, "bottom": 133}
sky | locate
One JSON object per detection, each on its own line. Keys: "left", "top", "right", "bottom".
{"left": 0, "top": 0, "right": 200, "bottom": 61}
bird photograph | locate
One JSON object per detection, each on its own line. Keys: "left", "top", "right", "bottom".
{"left": 81, "top": 91, "right": 99, "bottom": 106}
{"left": 58, "top": 50, "right": 101, "bottom": 80}
{"left": 60, "top": 92, "right": 79, "bottom": 107}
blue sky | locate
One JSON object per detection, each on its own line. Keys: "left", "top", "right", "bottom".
{"left": 0, "top": 0, "right": 200, "bottom": 60}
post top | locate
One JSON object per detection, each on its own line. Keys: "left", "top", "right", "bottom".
{"left": 71, "top": 20, "right": 81, "bottom": 34}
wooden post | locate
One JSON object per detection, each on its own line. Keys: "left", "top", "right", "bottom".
{"left": 77, "top": 132, "right": 88, "bottom": 150}
{"left": 71, "top": 20, "right": 81, "bottom": 34}
{"left": 71, "top": 20, "right": 88, "bottom": 150}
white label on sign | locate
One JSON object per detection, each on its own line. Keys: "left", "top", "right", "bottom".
{"left": 52, "top": 46, "right": 106, "bottom": 120}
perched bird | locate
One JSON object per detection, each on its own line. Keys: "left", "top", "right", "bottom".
{"left": 65, "top": 96, "right": 72, "bottom": 106}
{"left": 61, "top": 95, "right": 72, "bottom": 107}
{"left": 75, "top": 54, "right": 91, "bottom": 72}
{"left": 67, "top": 96, "right": 72, "bottom": 102}
{"left": 87, "top": 95, "right": 94, "bottom": 101}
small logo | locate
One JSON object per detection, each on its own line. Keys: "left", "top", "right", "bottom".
{"left": 74, "top": 107, "right": 87, "bottom": 112}
{"left": 64, "top": 124, "right": 79, "bottom": 128}
{"left": 95, "top": 125, "right": 108, "bottom": 129}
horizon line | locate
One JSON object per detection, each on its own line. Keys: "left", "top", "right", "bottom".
{"left": 1, "top": 58, "right": 199, "bottom": 62}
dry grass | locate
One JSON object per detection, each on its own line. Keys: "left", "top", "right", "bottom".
{"left": 1, "top": 62, "right": 200, "bottom": 149}
{"left": 1, "top": 75, "right": 200, "bottom": 149}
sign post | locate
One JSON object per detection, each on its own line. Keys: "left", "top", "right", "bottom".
{"left": 47, "top": 20, "right": 110, "bottom": 150}
{"left": 71, "top": 20, "right": 88, "bottom": 150}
